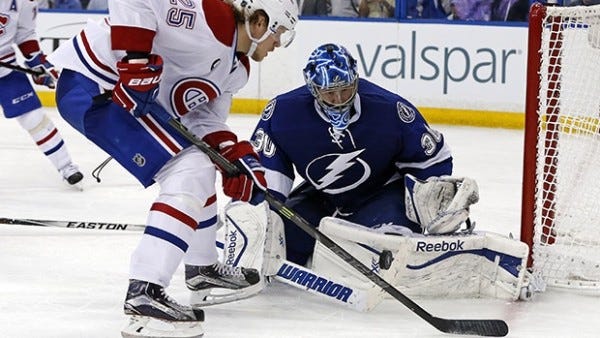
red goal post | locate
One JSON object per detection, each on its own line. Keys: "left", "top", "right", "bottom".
{"left": 522, "top": 3, "right": 600, "bottom": 291}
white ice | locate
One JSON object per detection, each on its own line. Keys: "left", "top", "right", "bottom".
{"left": 0, "top": 108, "right": 596, "bottom": 338}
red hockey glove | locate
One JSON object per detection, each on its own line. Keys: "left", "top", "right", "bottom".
{"left": 112, "top": 54, "right": 163, "bottom": 117}
{"left": 24, "top": 52, "right": 59, "bottom": 89}
{"left": 204, "top": 131, "right": 267, "bottom": 203}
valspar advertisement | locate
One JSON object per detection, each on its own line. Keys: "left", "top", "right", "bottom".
{"left": 35, "top": 12, "right": 528, "bottom": 114}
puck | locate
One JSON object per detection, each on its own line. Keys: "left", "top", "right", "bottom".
{"left": 379, "top": 249, "right": 393, "bottom": 270}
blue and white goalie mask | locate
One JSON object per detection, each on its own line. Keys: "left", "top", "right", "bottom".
{"left": 303, "top": 43, "right": 359, "bottom": 133}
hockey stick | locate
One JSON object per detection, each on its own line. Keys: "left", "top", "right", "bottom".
{"left": 159, "top": 111, "right": 509, "bottom": 337}
{"left": 0, "top": 217, "right": 145, "bottom": 231}
{"left": 82, "top": 92, "right": 508, "bottom": 335}
{"left": 0, "top": 61, "right": 44, "bottom": 76}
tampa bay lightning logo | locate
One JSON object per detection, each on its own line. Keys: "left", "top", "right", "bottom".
{"left": 261, "top": 99, "right": 276, "bottom": 121}
{"left": 305, "top": 149, "right": 370, "bottom": 194}
{"left": 170, "top": 78, "right": 221, "bottom": 116}
{"left": 397, "top": 101, "right": 416, "bottom": 123}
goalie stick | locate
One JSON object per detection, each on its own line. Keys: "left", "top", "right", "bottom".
{"left": 0, "top": 61, "right": 44, "bottom": 76}
{"left": 42, "top": 93, "right": 507, "bottom": 336}
{"left": 154, "top": 107, "right": 509, "bottom": 337}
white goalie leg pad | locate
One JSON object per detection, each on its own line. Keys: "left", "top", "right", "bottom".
{"left": 315, "top": 217, "right": 531, "bottom": 304}
{"left": 404, "top": 174, "right": 480, "bottom": 234}
{"left": 394, "top": 230, "right": 530, "bottom": 300}
{"left": 121, "top": 315, "right": 204, "bottom": 338}
{"left": 223, "top": 201, "right": 268, "bottom": 271}
{"left": 222, "top": 200, "right": 286, "bottom": 276}
{"left": 263, "top": 210, "right": 287, "bottom": 276}
{"left": 311, "top": 217, "right": 410, "bottom": 311}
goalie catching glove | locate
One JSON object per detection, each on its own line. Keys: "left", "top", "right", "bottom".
{"left": 404, "top": 174, "right": 479, "bottom": 234}
{"left": 203, "top": 131, "right": 267, "bottom": 203}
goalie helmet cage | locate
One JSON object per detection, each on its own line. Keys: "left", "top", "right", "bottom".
{"left": 522, "top": 3, "right": 600, "bottom": 291}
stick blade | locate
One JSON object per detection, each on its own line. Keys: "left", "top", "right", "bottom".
{"left": 431, "top": 317, "right": 508, "bottom": 337}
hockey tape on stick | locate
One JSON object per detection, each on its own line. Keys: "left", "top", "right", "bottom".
{"left": 0, "top": 61, "right": 44, "bottom": 76}
{"left": 140, "top": 103, "right": 509, "bottom": 337}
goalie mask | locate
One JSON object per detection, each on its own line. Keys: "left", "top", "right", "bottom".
{"left": 231, "top": 0, "right": 299, "bottom": 56}
{"left": 303, "top": 43, "right": 359, "bottom": 133}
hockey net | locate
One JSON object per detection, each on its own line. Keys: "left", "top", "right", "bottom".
{"left": 522, "top": 3, "right": 600, "bottom": 291}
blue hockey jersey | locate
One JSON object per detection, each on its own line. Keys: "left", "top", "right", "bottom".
{"left": 250, "top": 78, "right": 453, "bottom": 210}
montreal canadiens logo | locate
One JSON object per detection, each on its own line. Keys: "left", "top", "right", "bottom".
{"left": 170, "top": 78, "right": 221, "bottom": 116}
{"left": 0, "top": 14, "right": 9, "bottom": 35}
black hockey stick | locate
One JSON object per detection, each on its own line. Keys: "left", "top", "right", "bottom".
{"left": 161, "top": 112, "right": 509, "bottom": 337}
{"left": 0, "top": 217, "right": 145, "bottom": 231}
{"left": 0, "top": 61, "right": 44, "bottom": 76}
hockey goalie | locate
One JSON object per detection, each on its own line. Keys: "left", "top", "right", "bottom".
{"left": 220, "top": 174, "right": 534, "bottom": 312}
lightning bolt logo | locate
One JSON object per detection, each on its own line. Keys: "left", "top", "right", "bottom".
{"left": 307, "top": 149, "right": 370, "bottom": 194}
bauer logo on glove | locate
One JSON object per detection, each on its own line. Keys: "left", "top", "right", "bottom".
{"left": 112, "top": 54, "right": 164, "bottom": 117}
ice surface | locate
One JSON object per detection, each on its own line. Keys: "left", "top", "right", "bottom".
{"left": 0, "top": 109, "right": 596, "bottom": 338}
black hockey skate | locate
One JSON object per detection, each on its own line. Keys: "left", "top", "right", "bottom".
{"left": 185, "top": 263, "right": 264, "bottom": 307}
{"left": 121, "top": 279, "right": 204, "bottom": 338}
{"left": 59, "top": 163, "right": 83, "bottom": 186}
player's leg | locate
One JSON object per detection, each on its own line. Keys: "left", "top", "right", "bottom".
{"left": 56, "top": 69, "right": 204, "bottom": 336}
{"left": 281, "top": 182, "right": 333, "bottom": 266}
{"left": 184, "top": 201, "right": 276, "bottom": 307}
{"left": 0, "top": 71, "right": 82, "bottom": 185}
{"left": 346, "top": 179, "right": 422, "bottom": 233}
{"left": 182, "top": 198, "right": 263, "bottom": 308}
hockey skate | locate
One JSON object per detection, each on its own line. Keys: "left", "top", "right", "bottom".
{"left": 121, "top": 279, "right": 204, "bottom": 338}
{"left": 185, "top": 262, "right": 264, "bottom": 307}
{"left": 59, "top": 163, "right": 84, "bottom": 187}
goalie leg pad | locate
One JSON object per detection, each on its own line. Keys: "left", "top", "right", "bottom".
{"left": 222, "top": 200, "right": 286, "bottom": 276}
{"left": 222, "top": 201, "right": 269, "bottom": 271}
{"left": 311, "top": 217, "right": 410, "bottom": 311}
{"left": 263, "top": 210, "right": 286, "bottom": 276}
{"left": 316, "top": 217, "right": 530, "bottom": 302}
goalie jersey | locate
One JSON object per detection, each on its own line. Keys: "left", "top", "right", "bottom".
{"left": 251, "top": 78, "right": 453, "bottom": 210}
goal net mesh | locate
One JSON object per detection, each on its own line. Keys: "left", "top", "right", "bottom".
{"left": 526, "top": 4, "right": 600, "bottom": 290}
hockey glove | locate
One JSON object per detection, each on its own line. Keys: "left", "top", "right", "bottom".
{"left": 404, "top": 174, "right": 479, "bottom": 234}
{"left": 112, "top": 54, "right": 163, "bottom": 117}
{"left": 24, "top": 51, "right": 59, "bottom": 89}
{"left": 204, "top": 131, "right": 267, "bottom": 204}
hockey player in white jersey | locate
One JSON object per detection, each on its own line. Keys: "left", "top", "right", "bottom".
{"left": 221, "top": 43, "right": 534, "bottom": 312}
{"left": 0, "top": 0, "right": 82, "bottom": 186}
{"left": 48, "top": 0, "right": 298, "bottom": 336}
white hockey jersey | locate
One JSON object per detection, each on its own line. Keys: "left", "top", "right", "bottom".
{"left": 49, "top": 0, "right": 250, "bottom": 138}
{"left": 0, "top": 0, "right": 39, "bottom": 78}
